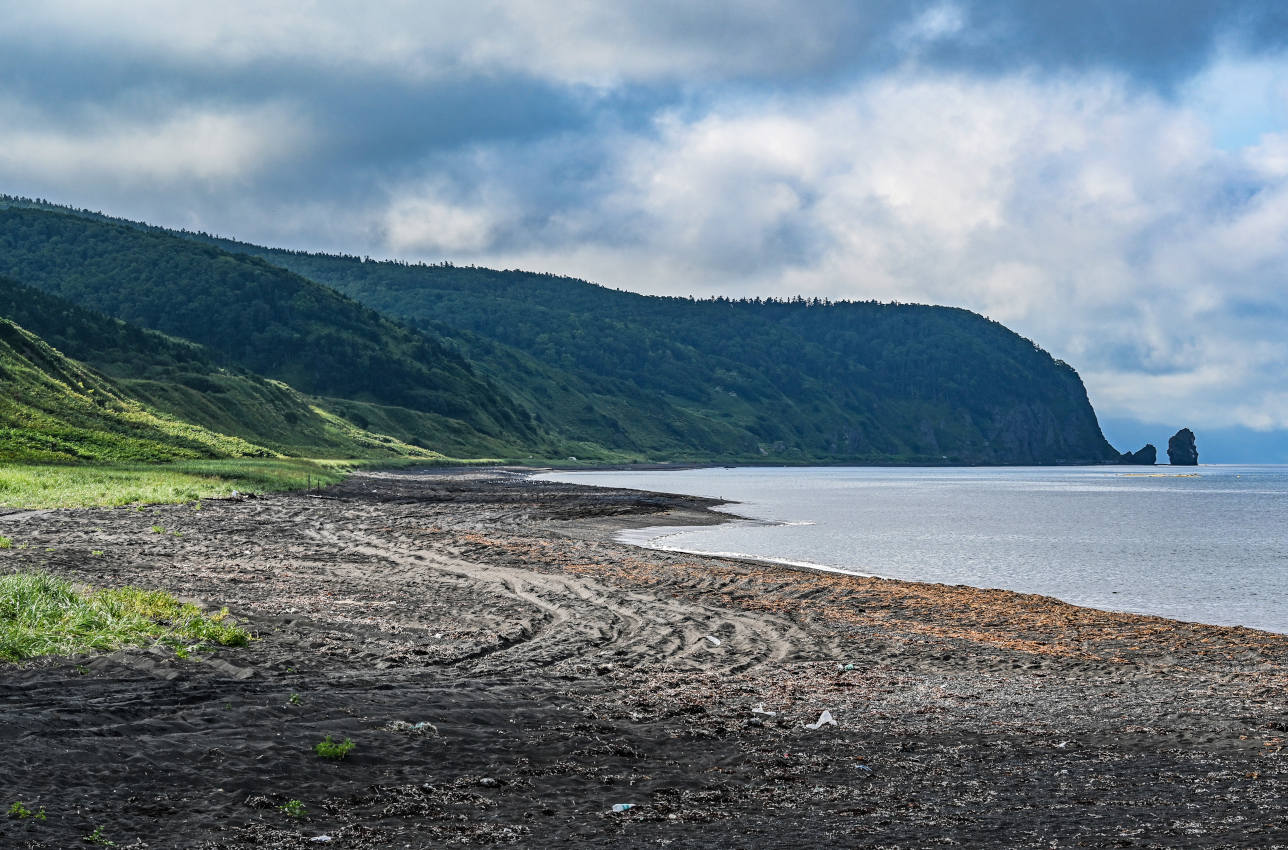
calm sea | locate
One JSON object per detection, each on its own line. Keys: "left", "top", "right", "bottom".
{"left": 536, "top": 466, "right": 1288, "bottom": 634}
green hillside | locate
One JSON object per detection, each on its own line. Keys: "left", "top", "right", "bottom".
{"left": 202, "top": 250, "right": 1120, "bottom": 464}
{"left": 0, "top": 317, "right": 268, "bottom": 463}
{"left": 0, "top": 196, "right": 1120, "bottom": 465}
{"left": 0, "top": 276, "right": 457, "bottom": 460}
{"left": 0, "top": 205, "right": 536, "bottom": 456}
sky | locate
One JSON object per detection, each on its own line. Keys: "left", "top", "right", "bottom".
{"left": 3, "top": 1, "right": 1288, "bottom": 459}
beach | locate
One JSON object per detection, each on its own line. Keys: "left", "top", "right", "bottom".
{"left": 1, "top": 468, "right": 1286, "bottom": 848}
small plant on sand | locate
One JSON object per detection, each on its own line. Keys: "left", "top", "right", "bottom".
{"left": 8, "top": 801, "right": 46, "bottom": 821}
{"left": 314, "top": 735, "right": 355, "bottom": 760}
{"left": 83, "top": 825, "right": 114, "bottom": 845}
{"left": 279, "top": 799, "right": 307, "bottom": 818}
{"left": 149, "top": 525, "right": 164, "bottom": 534}
{"left": 0, "top": 536, "right": 12, "bottom": 549}
{"left": 288, "top": 692, "right": 303, "bottom": 706}
{"left": 91, "top": 550, "right": 104, "bottom": 557}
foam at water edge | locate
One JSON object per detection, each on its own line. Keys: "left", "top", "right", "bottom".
{"left": 614, "top": 527, "right": 887, "bottom": 580}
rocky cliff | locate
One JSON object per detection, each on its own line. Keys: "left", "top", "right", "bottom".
{"left": 1120, "top": 444, "right": 1157, "bottom": 465}
{"left": 1167, "top": 428, "right": 1199, "bottom": 465}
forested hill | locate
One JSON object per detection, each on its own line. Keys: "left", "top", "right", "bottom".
{"left": 0, "top": 196, "right": 1120, "bottom": 464}
{"left": 198, "top": 242, "right": 1118, "bottom": 465}
{"left": 0, "top": 205, "right": 535, "bottom": 454}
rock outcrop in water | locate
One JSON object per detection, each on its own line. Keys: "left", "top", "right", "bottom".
{"left": 1167, "top": 428, "right": 1199, "bottom": 465}
{"left": 1120, "top": 444, "right": 1157, "bottom": 465}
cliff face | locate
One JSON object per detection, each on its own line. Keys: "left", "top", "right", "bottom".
{"left": 982, "top": 398, "right": 1118, "bottom": 465}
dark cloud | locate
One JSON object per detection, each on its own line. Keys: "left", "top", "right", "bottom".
{"left": 927, "top": 1, "right": 1288, "bottom": 88}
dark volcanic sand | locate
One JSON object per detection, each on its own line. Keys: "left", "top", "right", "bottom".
{"left": 1, "top": 468, "right": 1287, "bottom": 849}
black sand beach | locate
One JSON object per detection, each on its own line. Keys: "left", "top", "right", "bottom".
{"left": 1, "top": 468, "right": 1286, "bottom": 848}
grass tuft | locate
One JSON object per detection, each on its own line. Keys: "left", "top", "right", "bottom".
{"left": 314, "top": 735, "right": 355, "bottom": 760}
{"left": 0, "top": 572, "right": 251, "bottom": 662}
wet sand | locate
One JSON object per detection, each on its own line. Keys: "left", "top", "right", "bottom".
{"left": 1, "top": 468, "right": 1286, "bottom": 848}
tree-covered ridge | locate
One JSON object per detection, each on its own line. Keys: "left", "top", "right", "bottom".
{"left": 0, "top": 206, "right": 534, "bottom": 450}
{"left": 0, "top": 317, "right": 269, "bottom": 463}
{"left": 202, "top": 249, "right": 1118, "bottom": 464}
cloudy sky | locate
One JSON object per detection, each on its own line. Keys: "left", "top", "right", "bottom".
{"left": 4, "top": 1, "right": 1288, "bottom": 457}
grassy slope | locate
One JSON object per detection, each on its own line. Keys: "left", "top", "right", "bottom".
{"left": 0, "top": 316, "right": 273, "bottom": 463}
{"left": 0, "top": 205, "right": 537, "bottom": 457}
{"left": 0, "top": 275, "right": 490, "bottom": 459}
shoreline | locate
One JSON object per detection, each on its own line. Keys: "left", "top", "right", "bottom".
{"left": 1, "top": 467, "right": 1286, "bottom": 847}
{"left": 536, "top": 465, "right": 1288, "bottom": 637}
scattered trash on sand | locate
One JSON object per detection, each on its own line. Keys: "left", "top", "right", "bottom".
{"left": 309, "top": 837, "right": 333, "bottom": 844}
{"left": 611, "top": 803, "right": 636, "bottom": 813}
{"left": 751, "top": 702, "right": 776, "bottom": 716}
{"left": 835, "top": 663, "right": 855, "bottom": 671}
{"left": 704, "top": 635, "right": 722, "bottom": 646}
{"left": 803, "top": 710, "right": 837, "bottom": 730}
{"left": 1055, "top": 740, "right": 1072, "bottom": 749}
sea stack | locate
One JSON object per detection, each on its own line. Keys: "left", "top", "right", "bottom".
{"left": 1120, "top": 444, "right": 1157, "bottom": 465}
{"left": 1167, "top": 428, "right": 1198, "bottom": 465}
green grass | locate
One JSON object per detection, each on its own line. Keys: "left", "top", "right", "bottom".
{"left": 83, "top": 825, "right": 114, "bottom": 845}
{"left": 0, "top": 458, "right": 356, "bottom": 509}
{"left": 314, "top": 735, "right": 355, "bottom": 760}
{"left": 279, "top": 799, "right": 307, "bottom": 818}
{"left": 0, "top": 572, "right": 251, "bottom": 662}
{"left": 8, "top": 801, "right": 46, "bottom": 821}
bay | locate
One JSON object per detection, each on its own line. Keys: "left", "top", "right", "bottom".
{"left": 536, "top": 465, "right": 1288, "bottom": 634}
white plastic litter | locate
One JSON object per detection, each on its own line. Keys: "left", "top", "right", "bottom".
{"left": 310, "top": 837, "right": 333, "bottom": 844}
{"left": 751, "top": 702, "right": 776, "bottom": 716}
{"left": 704, "top": 635, "right": 722, "bottom": 646}
{"left": 611, "top": 803, "right": 635, "bottom": 813}
{"left": 803, "top": 710, "right": 837, "bottom": 730}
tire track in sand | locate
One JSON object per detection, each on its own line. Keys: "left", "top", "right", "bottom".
{"left": 302, "top": 520, "right": 826, "bottom": 676}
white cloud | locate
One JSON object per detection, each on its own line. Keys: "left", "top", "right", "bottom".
{"left": 387, "top": 70, "right": 1288, "bottom": 431}
{"left": 0, "top": 99, "right": 309, "bottom": 185}
{"left": 382, "top": 191, "right": 501, "bottom": 254}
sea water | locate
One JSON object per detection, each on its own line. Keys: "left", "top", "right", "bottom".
{"left": 535, "top": 466, "right": 1288, "bottom": 634}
